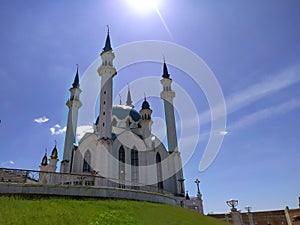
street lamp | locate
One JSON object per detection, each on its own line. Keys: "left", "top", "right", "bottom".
{"left": 245, "top": 206, "right": 254, "bottom": 225}
{"left": 227, "top": 199, "right": 238, "bottom": 211}
{"left": 194, "top": 178, "right": 200, "bottom": 194}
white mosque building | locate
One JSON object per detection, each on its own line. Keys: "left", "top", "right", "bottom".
{"left": 38, "top": 30, "right": 202, "bottom": 210}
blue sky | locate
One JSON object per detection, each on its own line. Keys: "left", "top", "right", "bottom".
{"left": 0, "top": 0, "right": 300, "bottom": 213}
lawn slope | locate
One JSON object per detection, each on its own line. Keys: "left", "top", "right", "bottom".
{"left": 0, "top": 197, "right": 227, "bottom": 225}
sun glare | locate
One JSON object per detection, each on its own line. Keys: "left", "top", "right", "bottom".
{"left": 127, "top": 0, "right": 159, "bottom": 14}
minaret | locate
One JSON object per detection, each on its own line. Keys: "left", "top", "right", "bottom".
{"left": 61, "top": 65, "right": 82, "bottom": 173}
{"left": 160, "top": 59, "right": 184, "bottom": 195}
{"left": 97, "top": 27, "right": 117, "bottom": 140}
{"left": 160, "top": 60, "right": 178, "bottom": 153}
{"left": 139, "top": 96, "right": 153, "bottom": 145}
{"left": 39, "top": 151, "right": 48, "bottom": 184}
{"left": 40, "top": 152, "right": 48, "bottom": 167}
{"left": 49, "top": 144, "right": 58, "bottom": 172}
{"left": 126, "top": 85, "right": 133, "bottom": 108}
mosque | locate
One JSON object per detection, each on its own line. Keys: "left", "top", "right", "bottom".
{"left": 37, "top": 30, "right": 203, "bottom": 212}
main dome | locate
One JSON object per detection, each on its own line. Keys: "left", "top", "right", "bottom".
{"left": 112, "top": 105, "right": 141, "bottom": 122}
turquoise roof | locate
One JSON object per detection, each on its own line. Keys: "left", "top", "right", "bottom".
{"left": 112, "top": 105, "right": 141, "bottom": 122}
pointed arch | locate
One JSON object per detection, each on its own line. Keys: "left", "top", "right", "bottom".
{"left": 83, "top": 150, "right": 91, "bottom": 172}
{"left": 131, "top": 148, "right": 139, "bottom": 189}
{"left": 156, "top": 152, "right": 163, "bottom": 190}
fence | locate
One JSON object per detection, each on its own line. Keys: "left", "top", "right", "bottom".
{"left": 0, "top": 167, "right": 171, "bottom": 196}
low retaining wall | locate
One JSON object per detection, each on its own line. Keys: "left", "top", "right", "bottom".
{"left": 0, "top": 183, "right": 177, "bottom": 205}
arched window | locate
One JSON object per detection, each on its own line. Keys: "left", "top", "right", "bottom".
{"left": 83, "top": 150, "right": 91, "bottom": 172}
{"left": 131, "top": 149, "right": 139, "bottom": 189}
{"left": 126, "top": 119, "right": 131, "bottom": 128}
{"left": 156, "top": 152, "right": 163, "bottom": 190}
{"left": 119, "top": 146, "right": 125, "bottom": 163}
{"left": 119, "top": 146, "right": 125, "bottom": 188}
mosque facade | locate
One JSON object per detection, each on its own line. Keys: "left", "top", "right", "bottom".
{"left": 38, "top": 30, "right": 203, "bottom": 212}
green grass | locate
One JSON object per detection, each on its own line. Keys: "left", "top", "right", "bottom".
{"left": 0, "top": 197, "right": 227, "bottom": 225}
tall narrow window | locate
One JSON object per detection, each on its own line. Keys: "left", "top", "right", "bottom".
{"left": 131, "top": 149, "right": 139, "bottom": 189}
{"left": 119, "top": 146, "right": 125, "bottom": 188}
{"left": 156, "top": 153, "right": 163, "bottom": 190}
{"left": 83, "top": 150, "right": 91, "bottom": 172}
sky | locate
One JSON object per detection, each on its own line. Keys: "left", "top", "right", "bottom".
{"left": 0, "top": 0, "right": 300, "bottom": 214}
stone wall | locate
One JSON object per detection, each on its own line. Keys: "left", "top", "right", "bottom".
{"left": 0, "top": 183, "right": 177, "bottom": 205}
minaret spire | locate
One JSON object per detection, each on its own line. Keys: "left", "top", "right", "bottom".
{"left": 119, "top": 94, "right": 122, "bottom": 105}
{"left": 126, "top": 84, "right": 133, "bottom": 107}
{"left": 72, "top": 64, "right": 80, "bottom": 88}
{"left": 162, "top": 56, "right": 170, "bottom": 79}
{"left": 102, "top": 25, "right": 112, "bottom": 53}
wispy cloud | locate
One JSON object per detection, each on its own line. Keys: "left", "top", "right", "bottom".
{"left": 225, "top": 64, "right": 300, "bottom": 115}
{"left": 229, "top": 98, "right": 300, "bottom": 131}
{"left": 188, "top": 63, "right": 300, "bottom": 126}
{"left": 50, "top": 124, "right": 66, "bottom": 135}
{"left": 34, "top": 116, "right": 49, "bottom": 124}
{"left": 1, "top": 160, "right": 15, "bottom": 168}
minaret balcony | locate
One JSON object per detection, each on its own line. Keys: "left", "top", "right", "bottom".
{"left": 97, "top": 66, "right": 117, "bottom": 77}
{"left": 160, "top": 91, "right": 175, "bottom": 100}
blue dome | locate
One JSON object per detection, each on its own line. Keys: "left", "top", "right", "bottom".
{"left": 112, "top": 105, "right": 141, "bottom": 122}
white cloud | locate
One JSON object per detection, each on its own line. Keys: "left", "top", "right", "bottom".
{"left": 229, "top": 98, "right": 300, "bottom": 131}
{"left": 50, "top": 124, "right": 66, "bottom": 135}
{"left": 76, "top": 125, "right": 93, "bottom": 140}
{"left": 34, "top": 116, "right": 49, "bottom": 124}
{"left": 219, "top": 130, "right": 228, "bottom": 136}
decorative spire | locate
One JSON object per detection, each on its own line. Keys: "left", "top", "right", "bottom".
{"left": 51, "top": 141, "right": 58, "bottom": 159}
{"left": 185, "top": 191, "right": 190, "bottom": 200}
{"left": 126, "top": 84, "right": 133, "bottom": 107}
{"left": 41, "top": 149, "right": 48, "bottom": 166}
{"left": 72, "top": 64, "right": 80, "bottom": 88}
{"left": 162, "top": 56, "right": 170, "bottom": 79}
{"left": 119, "top": 94, "right": 122, "bottom": 105}
{"left": 103, "top": 25, "right": 112, "bottom": 52}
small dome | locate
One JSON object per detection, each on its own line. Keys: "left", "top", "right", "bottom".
{"left": 41, "top": 154, "right": 48, "bottom": 166}
{"left": 142, "top": 98, "right": 150, "bottom": 110}
{"left": 51, "top": 146, "right": 58, "bottom": 159}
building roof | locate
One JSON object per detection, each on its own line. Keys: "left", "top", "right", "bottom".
{"left": 112, "top": 105, "right": 141, "bottom": 122}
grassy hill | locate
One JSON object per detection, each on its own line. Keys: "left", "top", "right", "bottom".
{"left": 0, "top": 197, "right": 227, "bottom": 225}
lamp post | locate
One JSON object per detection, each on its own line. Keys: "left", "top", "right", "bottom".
{"left": 245, "top": 206, "right": 254, "bottom": 225}
{"left": 227, "top": 199, "right": 241, "bottom": 225}
{"left": 195, "top": 178, "right": 200, "bottom": 194}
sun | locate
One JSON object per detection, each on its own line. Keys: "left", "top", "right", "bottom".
{"left": 127, "top": 0, "right": 159, "bottom": 14}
